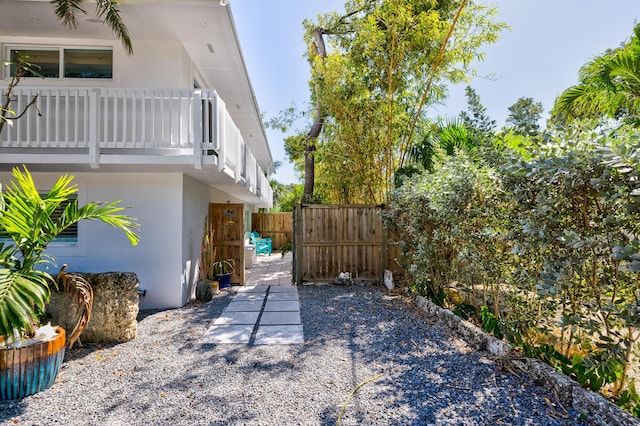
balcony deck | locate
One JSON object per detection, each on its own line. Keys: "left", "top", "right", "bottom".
{"left": 0, "top": 87, "right": 272, "bottom": 207}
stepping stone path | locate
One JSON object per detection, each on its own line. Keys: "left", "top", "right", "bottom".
{"left": 201, "top": 253, "right": 304, "bottom": 345}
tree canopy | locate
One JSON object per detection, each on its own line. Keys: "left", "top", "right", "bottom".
{"left": 504, "top": 96, "right": 544, "bottom": 136}
{"left": 458, "top": 85, "right": 496, "bottom": 144}
{"left": 290, "top": 0, "right": 506, "bottom": 204}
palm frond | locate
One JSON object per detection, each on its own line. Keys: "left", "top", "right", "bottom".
{"left": 408, "top": 130, "right": 436, "bottom": 171}
{"left": 70, "top": 201, "right": 140, "bottom": 246}
{"left": 56, "top": 266, "right": 93, "bottom": 349}
{"left": 436, "top": 118, "right": 475, "bottom": 156}
{"left": 608, "top": 50, "right": 640, "bottom": 97}
{"left": 51, "top": 0, "right": 86, "bottom": 29}
{"left": 95, "top": 0, "right": 133, "bottom": 55}
{"left": 0, "top": 268, "right": 51, "bottom": 340}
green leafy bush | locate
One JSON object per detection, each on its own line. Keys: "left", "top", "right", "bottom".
{"left": 387, "top": 123, "right": 640, "bottom": 416}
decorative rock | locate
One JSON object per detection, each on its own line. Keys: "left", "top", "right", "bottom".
{"left": 572, "top": 386, "right": 640, "bottom": 426}
{"left": 414, "top": 294, "right": 638, "bottom": 425}
{"left": 47, "top": 272, "right": 139, "bottom": 344}
{"left": 510, "top": 357, "right": 576, "bottom": 403}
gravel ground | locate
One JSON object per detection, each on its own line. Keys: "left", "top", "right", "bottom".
{"left": 0, "top": 285, "right": 589, "bottom": 426}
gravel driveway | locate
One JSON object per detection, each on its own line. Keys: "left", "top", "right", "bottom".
{"left": 0, "top": 285, "right": 587, "bottom": 425}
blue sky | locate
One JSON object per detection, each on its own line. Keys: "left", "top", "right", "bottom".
{"left": 231, "top": 1, "right": 640, "bottom": 185}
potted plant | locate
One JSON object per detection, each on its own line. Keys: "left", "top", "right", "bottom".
{"left": 196, "top": 217, "right": 218, "bottom": 301}
{"left": 0, "top": 166, "right": 139, "bottom": 400}
{"left": 212, "top": 258, "right": 235, "bottom": 290}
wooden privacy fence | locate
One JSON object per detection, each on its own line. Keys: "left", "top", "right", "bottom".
{"left": 251, "top": 212, "right": 293, "bottom": 250}
{"left": 293, "top": 204, "right": 401, "bottom": 285}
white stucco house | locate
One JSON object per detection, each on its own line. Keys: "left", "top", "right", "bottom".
{"left": 0, "top": 1, "right": 274, "bottom": 309}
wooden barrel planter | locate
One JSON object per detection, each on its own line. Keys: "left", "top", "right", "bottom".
{"left": 0, "top": 327, "right": 66, "bottom": 400}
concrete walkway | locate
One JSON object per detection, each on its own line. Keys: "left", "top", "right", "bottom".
{"left": 200, "top": 252, "right": 303, "bottom": 345}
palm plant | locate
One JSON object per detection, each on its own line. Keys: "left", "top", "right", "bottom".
{"left": 553, "top": 23, "right": 640, "bottom": 126}
{"left": 0, "top": 166, "right": 139, "bottom": 343}
{"left": 395, "top": 118, "right": 477, "bottom": 186}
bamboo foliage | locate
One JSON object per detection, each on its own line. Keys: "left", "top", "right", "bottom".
{"left": 301, "top": 0, "right": 506, "bottom": 204}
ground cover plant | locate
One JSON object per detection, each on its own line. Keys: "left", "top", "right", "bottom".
{"left": 385, "top": 122, "right": 640, "bottom": 416}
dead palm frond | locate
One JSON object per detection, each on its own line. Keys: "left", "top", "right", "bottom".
{"left": 56, "top": 265, "right": 93, "bottom": 349}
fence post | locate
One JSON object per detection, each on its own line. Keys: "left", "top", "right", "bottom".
{"left": 294, "top": 204, "right": 304, "bottom": 285}
{"left": 381, "top": 209, "right": 389, "bottom": 283}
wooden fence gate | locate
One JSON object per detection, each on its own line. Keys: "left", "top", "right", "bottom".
{"left": 209, "top": 203, "right": 245, "bottom": 285}
{"left": 251, "top": 212, "right": 293, "bottom": 250}
{"left": 293, "top": 204, "right": 394, "bottom": 285}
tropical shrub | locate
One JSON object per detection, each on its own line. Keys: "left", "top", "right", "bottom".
{"left": 387, "top": 123, "right": 640, "bottom": 415}
{"left": 503, "top": 124, "right": 640, "bottom": 400}
{"left": 385, "top": 152, "right": 513, "bottom": 314}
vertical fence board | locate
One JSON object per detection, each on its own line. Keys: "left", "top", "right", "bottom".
{"left": 251, "top": 212, "right": 293, "bottom": 250}
{"left": 293, "top": 205, "right": 391, "bottom": 284}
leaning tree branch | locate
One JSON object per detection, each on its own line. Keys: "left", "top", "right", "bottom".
{"left": 11, "top": 94, "right": 40, "bottom": 121}
{"left": 0, "top": 56, "right": 40, "bottom": 135}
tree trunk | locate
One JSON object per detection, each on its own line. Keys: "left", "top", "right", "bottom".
{"left": 303, "top": 28, "right": 328, "bottom": 203}
{"left": 303, "top": 116, "right": 323, "bottom": 202}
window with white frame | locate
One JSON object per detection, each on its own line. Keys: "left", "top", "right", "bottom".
{"left": 8, "top": 47, "right": 113, "bottom": 79}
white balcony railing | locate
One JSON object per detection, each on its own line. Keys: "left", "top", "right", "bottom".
{"left": 0, "top": 87, "right": 272, "bottom": 206}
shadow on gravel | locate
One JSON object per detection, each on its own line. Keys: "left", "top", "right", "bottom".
{"left": 291, "top": 285, "right": 587, "bottom": 426}
{"left": 0, "top": 285, "right": 588, "bottom": 425}
{"left": 110, "top": 284, "right": 586, "bottom": 425}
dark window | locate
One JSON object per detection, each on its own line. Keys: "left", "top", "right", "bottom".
{"left": 64, "top": 49, "right": 112, "bottom": 79}
{"left": 0, "top": 195, "right": 78, "bottom": 244}
{"left": 50, "top": 195, "right": 79, "bottom": 243}
{"left": 9, "top": 48, "right": 113, "bottom": 79}
{"left": 10, "top": 49, "right": 59, "bottom": 78}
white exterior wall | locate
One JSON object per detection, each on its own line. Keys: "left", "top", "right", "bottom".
{"left": 0, "top": 171, "right": 185, "bottom": 310}
{"left": 116, "top": 40, "right": 193, "bottom": 88}
{"left": 181, "top": 174, "right": 210, "bottom": 304}
{"left": 0, "top": 36, "right": 194, "bottom": 89}
{"left": 0, "top": 26, "right": 272, "bottom": 308}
